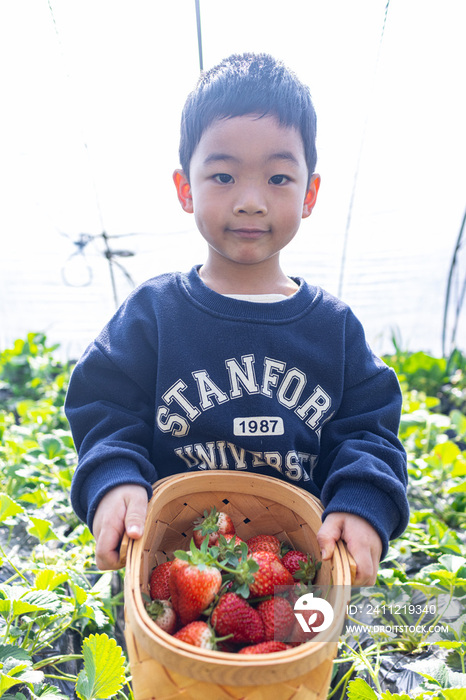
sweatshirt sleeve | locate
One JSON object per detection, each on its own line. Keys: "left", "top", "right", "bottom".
{"left": 316, "top": 310, "right": 409, "bottom": 559}
{"left": 65, "top": 291, "right": 158, "bottom": 531}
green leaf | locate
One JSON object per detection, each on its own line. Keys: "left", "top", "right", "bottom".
{"left": 23, "top": 589, "right": 62, "bottom": 613}
{"left": 438, "top": 555, "right": 466, "bottom": 571}
{"left": 72, "top": 583, "right": 89, "bottom": 606}
{"left": 0, "top": 587, "right": 60, "bottom": 620}
{"left": 0, "top": 645, "right": 30, "bottom": 663}
{"left": 0, "top": 657, "right": 44, "bottom": 694}
{"left": 0, "top": 599, "right": 43, "bottom": 618}
{"left": 39, "top": 436, "right": 64, "bottom": 460}
{"left": 75, "top": 633, "right": 125, "bottom": 700}
{"left": 406, "top": 657, "right": 450, "bottom": 686}
{"left": 173, "top": 549, "right": 189, "bottom": 561}
{"left": 448, "top": 482, "right": 466, "bottom": 494}
{"left": 0, "top": 673, "right": 21, "bottom": 695}
{"left": 433, "top": 441, "right": 461, "bottom": 466}
{"left": 34, "top": 570, "right": 69, "bottom": 591}
{"left": 0, "top": 494, "right": 24, "bottom": 524}
{"left": 35, "top": 684, "right": 70, "bottom": 699}
{"left": 27, "top": 517, "right": 59, "bottom": 543}
{"left": 19, "top": 486, "right": 51, "bottom": 507}
{"left": 442, "top": 691, "right": 466, "bottom": 700}
{"left": 435, "top": 641, "right": 464, "bottom": 650}
{"left": 450, "top": 410, "right": 466, "bottom": 439}
{"left": 347, "top": 678, "right": 378, "bottom": 700}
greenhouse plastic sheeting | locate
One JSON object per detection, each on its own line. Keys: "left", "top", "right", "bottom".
{"left": 1, "top": 1, "right": 465, "bottom": 360}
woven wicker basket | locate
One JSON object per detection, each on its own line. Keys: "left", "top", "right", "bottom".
{"left": 123, "top": 471, "right": 354, "bottom": 700}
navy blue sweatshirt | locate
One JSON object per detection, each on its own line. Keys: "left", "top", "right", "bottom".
{"left": 65, "top": 265, "right": 409, "bottom": 557}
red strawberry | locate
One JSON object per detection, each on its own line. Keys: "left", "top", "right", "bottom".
{"left": 144, "top": 598, "right": 177, "bottom": 634}
{"left": 238, "top": 641, "right": 290, "bottom": 654}
{"left": 257, "top": 596, "right": 296, "bottom": 641}
{"left": 248, "top": 550, "right": 294, "bottom": 597}
{"left": 287, "top": 618, "right": 309, "bottom": 646}
{"left": 290, "top": 609, "right": 325, "bottom": 644}
{"left": 193, "top": 507, "right": 235, "bottom": 547}
{"left": 281, "top": 550, "right": 320, "bottom": 584}
{"left": 247, "top": 534, "right": 281, "bottom": 556}
{"left": 150, "top": 561, "right": 172, "bottom": 600}
{"left": 211, "top": 592, "right": 265, "bottom": 645}
{"left": 306, "top": 609, "right": 325, "bottom": 630}
{"left": 173, "top": 621, "right": 217, "bottom": 649}
{"left": 169, "top": 543, "right": 222, "bottom": 625}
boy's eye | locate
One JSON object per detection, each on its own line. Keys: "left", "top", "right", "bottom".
{"left": 213, "top": 173, "right": 234, "bottom": 184}
{"left": 269, "top": 174, "right": 290, "bottom": 185}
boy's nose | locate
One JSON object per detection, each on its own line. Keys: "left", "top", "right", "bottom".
{"left": 233, "top": 186, "right": 268, "bottom": 216}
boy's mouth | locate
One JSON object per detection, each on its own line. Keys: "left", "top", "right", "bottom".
{"left": 228, "top": 227, "right": 270, "bottom": 238}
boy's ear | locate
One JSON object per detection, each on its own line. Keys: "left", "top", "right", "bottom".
{"left": 302, "top": 174, "right": 321, "bottom": 218}
{"left": 173, "top": 169, "right": 193, "bottom": 213}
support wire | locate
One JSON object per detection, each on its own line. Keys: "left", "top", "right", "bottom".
{"left": 337, "top": 0, "right": 391, "bottom": 298}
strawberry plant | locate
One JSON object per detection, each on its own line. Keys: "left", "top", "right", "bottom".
{"left": 0, "top": 336, "right": 131, "bottom": 699}
{"left": 330, "top": 346, "right": 466, "bottom": 697}
{"left": 1, "top": 334, "right": 466, "bottom": 697}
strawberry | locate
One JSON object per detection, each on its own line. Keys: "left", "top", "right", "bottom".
{"left": 290, "top": 608, "right": 325, "bottom": 644}
{"left": 169, "top": 540, "right": 222, "bottom": 625}
{"left": 287, "top": 618, "right": 309, "bottom": 646}
{"left": 248, "top": 550, "right": 294, "bottom": 597}
{"left": 281, "top": 550, "right": 320, "bottom": 584}
{"left": 144, "top": 598, "right": 177, "bottom": 634}
{"left": 149, "top": 560, "right": 172, "bottom": 600}
{"left": 173, "top": 621, "right": 217, "bottom": 649}
{"left": 247, "top": 534, "right": 282, "bottom": 556}
{"left": 193, "top": 507, "right": 235, "bottom": 547}
{"left": 210, "top": 592, "right": 265, "bottom": 644}
{"left": 306, "top": 609, "right": 325, "bottom": 630}
{"left": 257, "top": 596, "right": 296, "bottom": 641}
{"left": 238, "top": 641, "right": 290, "bottom": 654}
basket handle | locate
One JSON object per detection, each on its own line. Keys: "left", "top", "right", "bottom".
{"left": 118, "top": 533, "right": 129, "bottom": 568}
{"left": 347, "top": 551, "right": 357, "bottom": 585}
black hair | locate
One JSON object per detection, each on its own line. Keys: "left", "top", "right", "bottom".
{"left": 178, "top": 53, "right": 317, "bottom": 184}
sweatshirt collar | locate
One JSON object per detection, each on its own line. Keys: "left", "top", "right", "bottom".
{"left": 177, "top": 265, "right": 320, "bottom": 323}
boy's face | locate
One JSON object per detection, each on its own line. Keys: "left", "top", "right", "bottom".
{"left": 174, "top": 114, "right": 319, "bottom": 279}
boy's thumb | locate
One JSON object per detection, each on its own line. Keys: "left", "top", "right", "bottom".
{"left": 317, "top": 518, "right": 342, "bottom": 561}
{"left": 126, "top": 522, "right": 143, "bottom": 539}
{"left": 125, "top": 491, "right": 148, "bottom": 539}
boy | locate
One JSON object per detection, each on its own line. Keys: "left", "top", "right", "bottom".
{"left": 65, "top": 53, "right": 409, "bottom": 586}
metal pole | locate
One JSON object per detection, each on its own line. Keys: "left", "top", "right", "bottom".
{"left": 101, "top": 231, "right": 120, "bottom": 309}
{"left": 195, "top": 0, "right": 203, "bottom": 71}
{"left": 442, "top": 209, "right": 466, "bottom": 357}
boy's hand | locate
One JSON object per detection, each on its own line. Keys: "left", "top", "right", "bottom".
{"left": 92, "top": 484, "right": 148, "bottom": 570}
{"left": 317, "top": 512, "right": 382, "bottom": 586}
